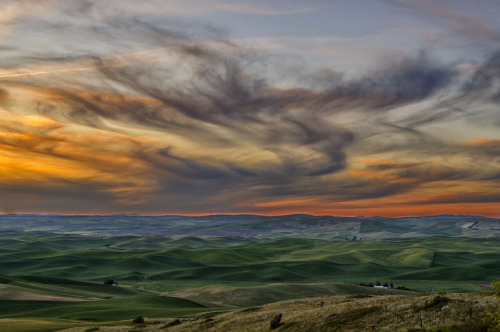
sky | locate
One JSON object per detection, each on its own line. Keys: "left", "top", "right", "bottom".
{"left": 0, "top": 0, "right": 499, "bottom": 216}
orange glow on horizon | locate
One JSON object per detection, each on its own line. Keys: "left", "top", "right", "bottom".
{"left": 9, "top": 203, "right": 496, "bottom": 218}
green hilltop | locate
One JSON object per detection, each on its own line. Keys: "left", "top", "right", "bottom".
{"left": 0, "top": 214, "right": 499, "bottom": 331}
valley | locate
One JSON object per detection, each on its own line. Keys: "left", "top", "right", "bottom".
{"left": 0, "top": 214, "right": 499, "bottom": 331}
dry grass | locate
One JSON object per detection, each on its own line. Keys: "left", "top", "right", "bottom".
{"left": 58, "top": 292, "right": 499, "bottom": 332}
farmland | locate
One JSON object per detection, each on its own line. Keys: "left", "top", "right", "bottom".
{"left": 0, "top": 214, "right": 499, "bottom": 331}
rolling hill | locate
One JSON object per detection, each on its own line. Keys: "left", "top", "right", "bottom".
{"left": 1, "top": 214, "right": 499, "bottom": 331}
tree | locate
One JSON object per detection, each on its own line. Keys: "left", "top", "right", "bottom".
{"left": 270, "top": 313, "right": 283, "bottom": 330}
{"left": 133, "top": 316, "right": 144, "bottom": 324}
{"left": 104, "top": 279, "right": 116, "bottom": 285}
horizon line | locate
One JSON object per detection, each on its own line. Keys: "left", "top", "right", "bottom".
{"left": 0, "top": 212, "right": 497, "bottom": 219}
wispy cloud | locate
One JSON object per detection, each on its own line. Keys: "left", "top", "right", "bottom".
{"left": 387, "top": 0, "right": 500, "bottom": 47}
{"left": 101, "top": 0, "right": 319, "bottom": 16}
{"left": 0, "top": 0, "right": 498, "bottom": 215}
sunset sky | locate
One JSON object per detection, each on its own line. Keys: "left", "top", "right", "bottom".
{"left": 0, "top": 0, "right": 499, "bottom": 216}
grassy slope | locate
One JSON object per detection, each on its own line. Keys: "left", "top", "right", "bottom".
{"left": 0, "top": 275, "right": 139, "bottom": 300}
{"left": 38, "top": 292, "right": 497, "bottom": 332}
{"left": 0, "top": 318, "right": 86, "bottom": 332}
{"left": 168, "top": 282, "right": 407, "bottom": 307}
{"left": 1, "top": 234, "right": 499, "bottom": 330}
{"left": 0, "top": 275, "right": 213, "bottom": 329}
{"left": 2, "top": 237, "right": 499, "bottom": 289}
{"left": 0, "top": 295, "right": 207, "bottom": 321}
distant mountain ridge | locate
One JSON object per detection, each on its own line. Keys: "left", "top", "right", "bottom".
{"left": 0, "top": 214, "right": 498, "bottom": 239}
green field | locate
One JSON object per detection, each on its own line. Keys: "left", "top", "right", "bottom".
{"left": 1, "top": 215, "right": 499, "bottom": 331}
{"left": 2, "top": 236, "right": 499, "bottom": 287}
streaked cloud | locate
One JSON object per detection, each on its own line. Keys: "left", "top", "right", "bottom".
{"left": 0, "top": 0, "right": 498, "bottom": 216}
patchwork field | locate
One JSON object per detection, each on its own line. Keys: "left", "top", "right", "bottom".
{"left": 1, "top": 236, "right": 499, "bottom": 290}
{"left": 0, "top": 214, "right": 499, "bottom": 331}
